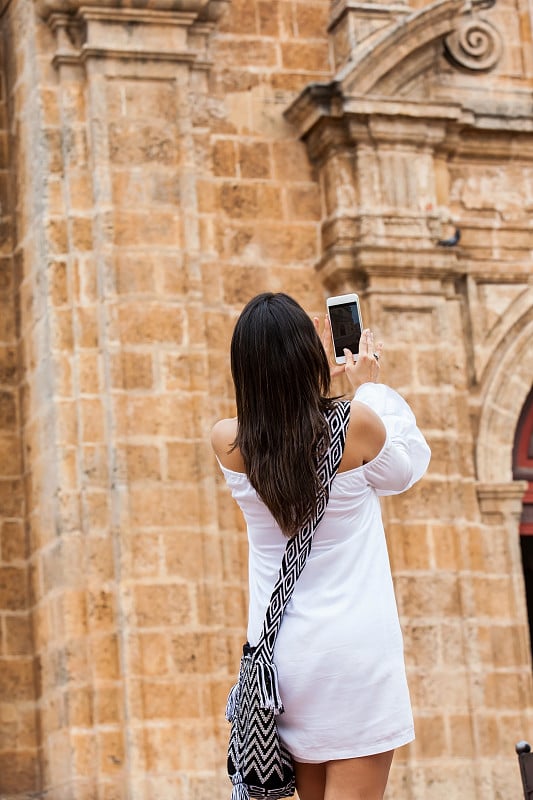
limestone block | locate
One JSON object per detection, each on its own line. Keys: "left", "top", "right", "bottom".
{"left": 86, "top": 535, "right": 115, "bottom": 584}
{"left": 140, "top": 679, "right": 205, "bottom": 719}
{"left": 212, "top": 138, "right": 237, "bottom": 177}
{"left": 117, "top": 303, "right": 185, "bottom": 345}
{"left": 402, "top": 622, "right": 441, "bottom": 668}
{"left": 65, "top": 686, "right": 93, "bottom": 727}
{"left": 0, "top": 480, "right": 23, "bottom": 518}
{"left": 213, "top": 39, "right": 278, "bottom": 68}
{"left": 0, "top": 520, "right": 26, "bottom": 562}
{"left": 294, "top": 1, "right": 329, "bottom": 38}
{"left": 116, "top": 395, "right": 195, "bottom": 439}
{"left": 111, "top": 351, "right": 154, "bottom": 390}
{"left": 133, "top": 583, "right": 191, "bottom": 627}
{"left": 70, "top": 731, "right": 97, "bottom": 778}
{"left": 258, "top": 0, "right": 279, "bottom": 36}
{"left": 74, "top": 306, "right": 99, "bottom": 348}
{"left": 128, "top": 632, "right": 170, "bottom": 678}
{"left": 220, "top": 182, "right": 283, "bottom": 220}
{"left": 0, "top": 346, "right": 17, "bottom": 384}
{"left": 0, "top": 750, "right": 39, "bottom": 793}
{"left": 81, "top": 444, "right": 109, "bottom": 489}
{"left": 395, "top": 573, "right": 463, "bottom": 618}
{"left": 126, "top": 517, "right": 161, "bottom": 566}
{"left": 272, "top": 141, "right": 314, "bottom": 182}
{"left": 109, "top": 122, "right": 179, "bottom": 167}
{"left": 0, "top": 302, "right": 15, "bottom": 342}
{"left": 90, "top": 633, "right": 120, "bottom": 681}
{"left": 117, "top": 445, "right": 162, "bottom": 482}
{"left": 281, "top": 41, "right": 330, "bottom": 71}
{"left": 112, "top": 210, "right": 182, "bottom": 247}
{"left": 430, "top": 523, "right": 460, "bottom": 570}
{"left": 4, "top": 615, "right": 32, "bottom": 656}
{"left": 0, "top": 658, "right": 34, "bottom": 702}
{"left": 0, "top": 434, "right": 22, "bottom": 476}
{"left": 386, "top": 522, "right": 431, "bottom": 571}
{"left": 94, "top": 686, "right": 121, "bottom": 725}
{"left": 412, "top": 715, "right": 448, "bottom": 757}
{"left": 77, "top": 352, "right": 102, "bottom": 395}
{"left": 80, "top": 398, "right": 106, "bottom": 442}
{"left": 238, "top": 141, "right": 271, "bottom": 179}
{"left": 410, "top": 763, "right": 478, "bottom": 800}
{"left": 97, "top": 729, "right": 125, "bottom": 775}
{"left": 0, "top": 390, "right": 16, "bottom": 430}
{"left": 286, "top": 184, "right": 322, "bottom": 219}
{"left": 68, "top": 172, "right": 94, "bottom": 211}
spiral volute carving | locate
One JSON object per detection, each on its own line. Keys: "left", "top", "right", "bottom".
{"left": 444, "top": 17, "right": 503, "bottom": 71}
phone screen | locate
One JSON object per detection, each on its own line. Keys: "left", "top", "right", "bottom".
{"left": 329, "top": 301, "right": 362, "bottom": 358}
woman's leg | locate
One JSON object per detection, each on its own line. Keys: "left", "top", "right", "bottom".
{"left": 293, "top": 760, "right": 326, "bottom": 800}
{"left": 324, "top": 750, "right": 394, "bottom": 800}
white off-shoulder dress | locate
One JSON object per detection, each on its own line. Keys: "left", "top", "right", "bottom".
{"left": 218, "top": 383, "right": 431, "bottom": 764}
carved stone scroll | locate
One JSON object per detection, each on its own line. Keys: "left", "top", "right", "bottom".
{"left": 444, "top": 16, "right": 503, "bottom": 71}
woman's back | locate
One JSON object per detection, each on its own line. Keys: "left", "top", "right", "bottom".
{"left": 217, "top": 382, "right": 431, "bottom": 764}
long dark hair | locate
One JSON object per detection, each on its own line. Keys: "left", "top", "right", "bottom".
{"left": 231, "top": 292, "right": 335, "bottom": 537}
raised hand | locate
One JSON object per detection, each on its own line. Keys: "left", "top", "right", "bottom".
{"left": 344, "top": 329, "right": 383, "bottom": 391}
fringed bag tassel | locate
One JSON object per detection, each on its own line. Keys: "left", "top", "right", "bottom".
{"left": 256, "top": 659, "right": 284, "bottom": 715}
{"left": 225, "top": 681, "right": 240, "bottom": 722}
{"left": 231, "top": 773, "right": 249, "bottom": 800}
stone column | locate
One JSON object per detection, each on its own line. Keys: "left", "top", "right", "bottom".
{"left": 472, "top": 482, "right": 533, "bottom": 794}
{"left": 5, "top": 0, "right": 229, "bottom": 797}
{"left": 0, "top": 5, "right": 40, "bottom": 790}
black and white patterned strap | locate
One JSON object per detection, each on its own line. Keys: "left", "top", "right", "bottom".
{"left": 254, "top": 401, "right": 351, "bottom": 663}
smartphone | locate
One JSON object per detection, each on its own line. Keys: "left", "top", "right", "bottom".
{"left": 326, "top": 293, "right": 363, "bottom": 365}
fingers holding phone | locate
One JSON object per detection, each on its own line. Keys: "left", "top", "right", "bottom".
{"left": 326, "top": 293, "right": 363, "bottom": 365}
{"left": 343, "top": 329, "right": 382, "bottom": 390}
{"left": 326, "top": 293, "right": 383, "bottom": 390}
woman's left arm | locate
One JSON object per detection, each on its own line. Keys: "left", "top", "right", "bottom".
{"left": 355, "top": 382, "right": 431, "bottom": 495}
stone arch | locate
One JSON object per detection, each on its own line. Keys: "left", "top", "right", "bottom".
{"left": 339, "top": 0, "right": 497, "bottom": 96}
{"left": 476, "top": 308, "right": 533, "bottom": 483}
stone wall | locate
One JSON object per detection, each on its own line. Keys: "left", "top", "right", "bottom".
{"left": 0, "top": 0, "right": 531, "bottom": 797}
{"left": 0, "top": 16, "right": 40, "bottom": 793}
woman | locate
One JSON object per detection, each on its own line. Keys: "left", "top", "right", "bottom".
{"left": 211, "top": 293, "right": 431, "bottom": 800}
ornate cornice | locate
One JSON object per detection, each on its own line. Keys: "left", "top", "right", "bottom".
{"left": 36, "top": 0, "right": 229, "bottom": 21}
{"left": 476, "top": 481, "right": 528, "bottom": 523}
{"left": 38, "top": 0, "right": 229, "bottom": 68}
{"left": 284, "top": 0, "right": 521, "bottom": 141}
{"left": 334, "top": 0, "right": 502, "bottom": 93}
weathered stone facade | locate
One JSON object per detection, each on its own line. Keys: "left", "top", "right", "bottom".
{"left": 0, "top": 0, "right": 532, "bottom": 797}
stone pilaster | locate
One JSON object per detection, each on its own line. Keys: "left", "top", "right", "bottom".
{"left": 7, "top": 0, "right": 230, "bottom": 796}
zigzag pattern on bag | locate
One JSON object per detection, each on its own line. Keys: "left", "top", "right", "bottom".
{"left": 227, "top": 401, "right": 351, "bottom": 800}
{"left": 228, "top": 653, "right": 294, "bottom": 791}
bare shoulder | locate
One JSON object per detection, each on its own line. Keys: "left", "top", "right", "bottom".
{"left": 211, "top": 417, "right": 244, "bottom": 471}
{"left": 349, "top": 398, "right": 384, "bottom": 432}
{"left": 210, "top": 417, "right": 237, "bottom": 455}
{"left": 345, "top": 397, "right": 386, "bottom": 465}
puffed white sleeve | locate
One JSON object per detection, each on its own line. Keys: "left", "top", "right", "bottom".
{"left": 354, "top": 382, "right": 431, "bottom": 496}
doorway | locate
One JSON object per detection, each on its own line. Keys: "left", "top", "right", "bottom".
{"left": 513, "top": 386, "right": 533, "bottom": 659}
